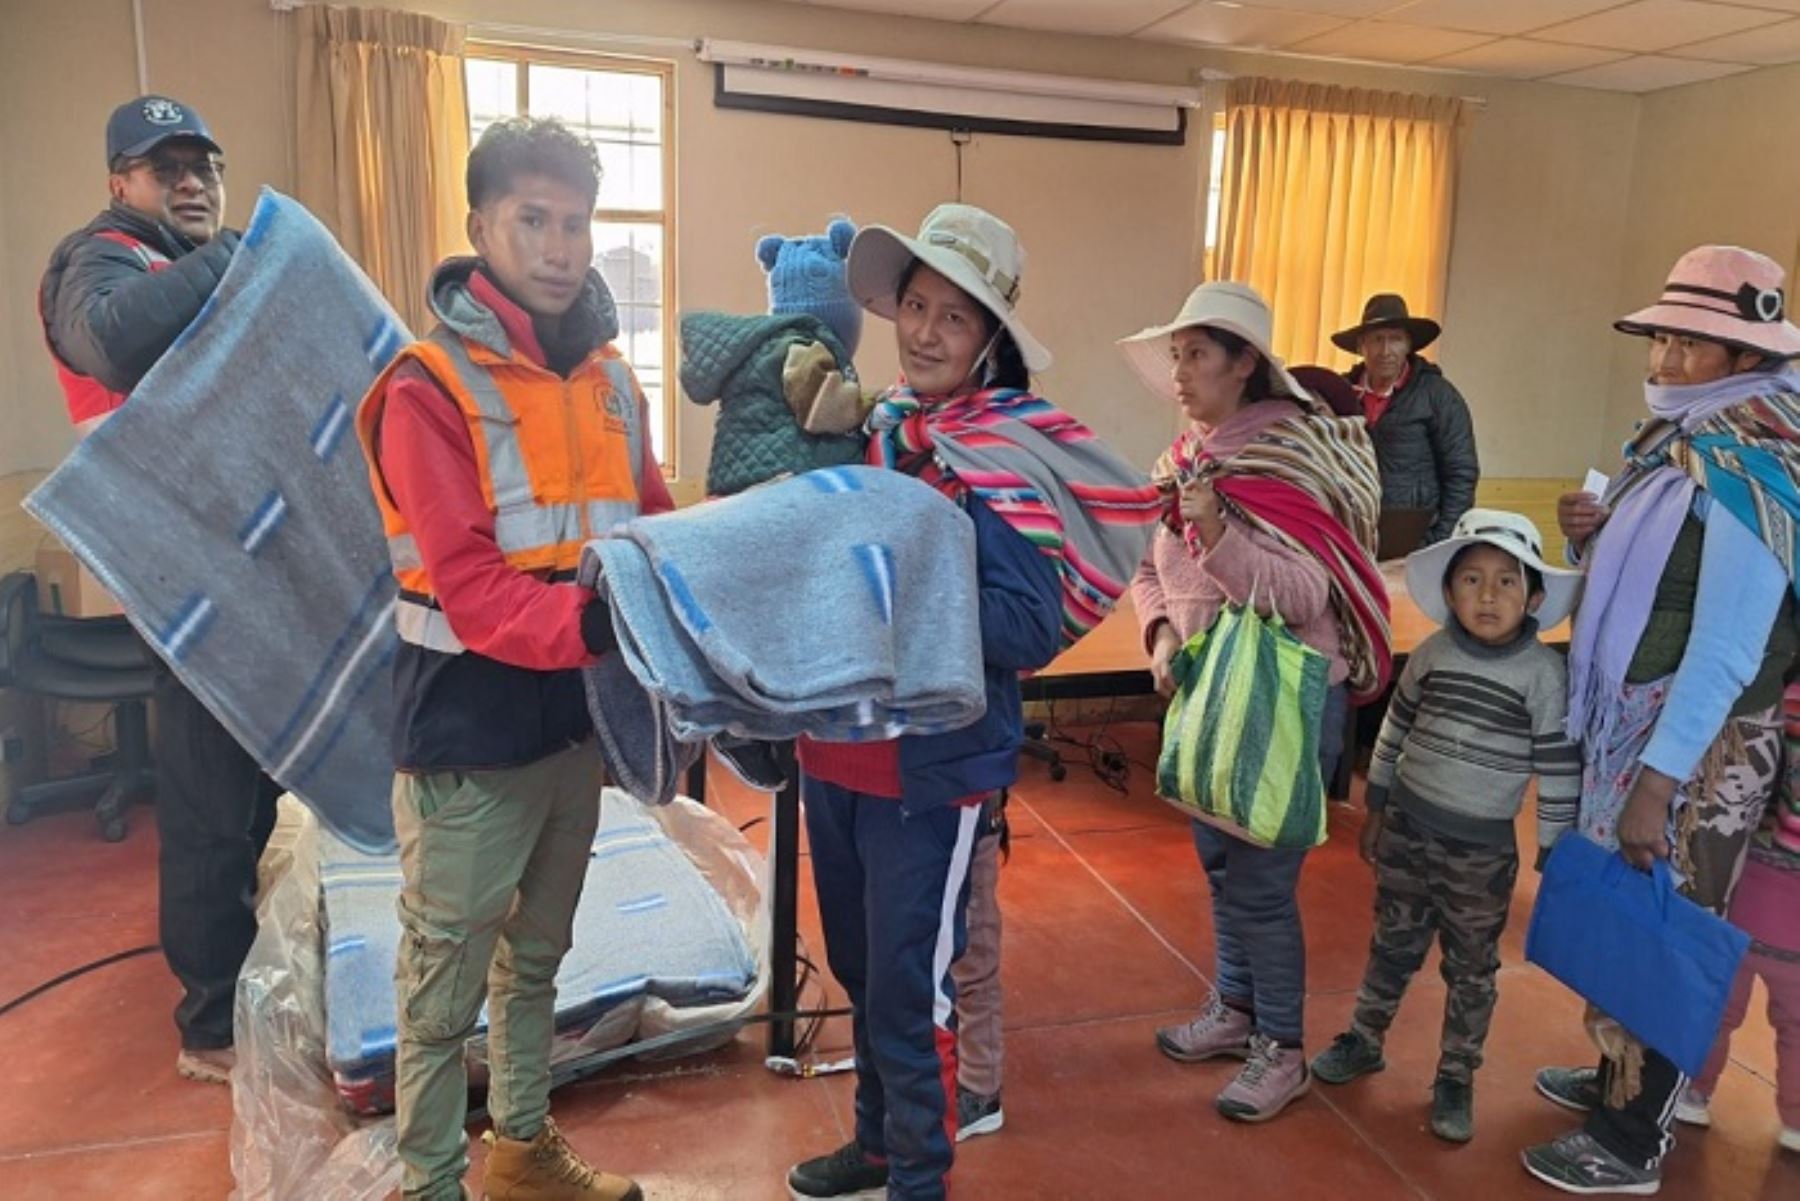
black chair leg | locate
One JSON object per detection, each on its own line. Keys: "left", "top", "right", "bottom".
{"left": 1020, "top": 722, "right": 1066, "bottom": 782}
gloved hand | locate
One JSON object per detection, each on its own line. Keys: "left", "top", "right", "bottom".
{"left": 580, "top": 596, "right": 617, "bottom": 657}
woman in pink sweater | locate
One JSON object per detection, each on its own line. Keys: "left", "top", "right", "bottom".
{"left": 1119, "top": 282, "right": 1387, "bottom": 1123}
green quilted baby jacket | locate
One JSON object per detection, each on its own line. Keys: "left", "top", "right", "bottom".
{"left": 680, "top": 311, "right": 866, "bottom": 496}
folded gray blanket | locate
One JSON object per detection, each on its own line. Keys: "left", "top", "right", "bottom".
{"left": 580, "top": 466, "right": 986, "bottom": 803}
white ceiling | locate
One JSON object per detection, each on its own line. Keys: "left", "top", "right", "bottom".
{"left": 782, "top": 0, "right": 1800, "bottom": 92}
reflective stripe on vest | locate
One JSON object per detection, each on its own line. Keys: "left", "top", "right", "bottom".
{"left": 395, "top": 595, "right": 467, "bottom": 655}
{"left": 47, "top": 229, "right": 174, "bottom": 426}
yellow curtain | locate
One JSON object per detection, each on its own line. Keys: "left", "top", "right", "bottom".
{"left": 294, "top": 5, "right": 470, "bottom": 334}
{"left": 1213, "top": 78, "right": 1463, "bottom": 369}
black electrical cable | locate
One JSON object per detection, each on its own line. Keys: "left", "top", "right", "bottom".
{"left": 0, "top": 943, "right": 161, "bottom": 1019}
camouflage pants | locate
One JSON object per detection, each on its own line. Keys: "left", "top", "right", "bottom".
{"left": 1350, "top": 807, "right": 1519, "bottom": 1083}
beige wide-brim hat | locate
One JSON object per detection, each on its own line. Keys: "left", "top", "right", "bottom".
{"left": 846, "top": 203, "right": 1052, "bottom": 372}
{"left": 1405, "top": 508, "right": 1582, "bottom": 630}
{"left": 1115, "top": 281, "right": 1321, "bottom": 413}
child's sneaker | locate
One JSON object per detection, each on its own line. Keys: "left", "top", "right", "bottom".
{"left": 1216, "top": 1034, "right": 1310, "bottom": 1123}
{"left": 1672, "top": 1085, "right": 1711, "bottom": 1128}
{"left": 1520, "top": 1130, "right": 1661, "bottom": 1196}
{"left": 1779, "top": 1125, "right": 1799, "bottom": 1153}
{"left": 954, "top": 1086, "right": 1004, "bottom": 1142}
{"left": 1535, "top": 1065, "right": 1602, "bottom": 1113}
{"left": 1429, "top": 1075, "right": 1474, "bottom": 1143}
{"left": 787, "top": 1141, "right": 888, "bottom": 1199}
{"left": 1310, "top": 1029, "right": 1385, "bottom": 1085}
{"left": 1155, "top": 993, "right": 1253, "bottom": 1063}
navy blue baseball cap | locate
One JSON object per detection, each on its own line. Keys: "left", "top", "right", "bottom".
{"left": 106, "top": 95, "right": 222, "bottom": 166}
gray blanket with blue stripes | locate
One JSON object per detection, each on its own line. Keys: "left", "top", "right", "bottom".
{"left": 25, "top": 189, "right": 405, "bottom": 851}
{"left": 580, "top": 466, "right": 986, "bottom": 803}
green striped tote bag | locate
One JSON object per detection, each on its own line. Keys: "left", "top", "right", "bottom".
{"left": 1155, "top": 601, "right": 1330, "bottom": 849}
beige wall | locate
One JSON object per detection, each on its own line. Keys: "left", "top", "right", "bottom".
{"left": 1, "top": 0, "right": 1651, "bottom": 488}
{"left": 1601, "top": 63, "right": 1800, "bottom": 462}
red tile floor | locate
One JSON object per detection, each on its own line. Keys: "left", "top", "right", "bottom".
{"left": 1, "top": 723, "right": 1794, "bottom": 1200}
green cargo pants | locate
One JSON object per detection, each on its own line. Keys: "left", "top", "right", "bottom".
{"left": 391, "top": 739, "right": 604, "bottom": 1200}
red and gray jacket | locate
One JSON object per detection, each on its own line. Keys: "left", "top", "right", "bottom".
{"left": 39, "top": 203, "right": 238, "bottom": 426}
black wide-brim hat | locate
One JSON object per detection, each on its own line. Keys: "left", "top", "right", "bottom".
{"left": 1331, "top": 293, "right": 1442, "bottom": 354}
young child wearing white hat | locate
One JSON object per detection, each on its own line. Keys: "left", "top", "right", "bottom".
{"left": 1309, "top": 509, "right": 1583, "bottom": 1144}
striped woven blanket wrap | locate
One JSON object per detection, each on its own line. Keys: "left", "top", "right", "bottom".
{"left": 1156, "top": 414, "right": 1391, "bottom": 702}
{"left": 866, "top": 384, "right": 1162, "bottom": 649}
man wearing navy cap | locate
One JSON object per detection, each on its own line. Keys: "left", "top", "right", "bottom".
{"left": 39, "top": 95, "right": 278, "bottom": 1087}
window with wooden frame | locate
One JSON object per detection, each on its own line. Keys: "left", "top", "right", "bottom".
{"left": 465, "top": 47, "right": 677, "bottom": 471}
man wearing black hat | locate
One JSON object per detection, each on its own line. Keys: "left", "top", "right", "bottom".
{"left": 39, "top": 95, "right": 279, "bottom": 1086}
{"left": 1334, "top": 294, "right": 1479, "bottom": 548}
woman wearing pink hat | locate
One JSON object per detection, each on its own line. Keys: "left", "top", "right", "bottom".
{"left": 1525, "top": 245, "right": 1800, "bottom": 1195}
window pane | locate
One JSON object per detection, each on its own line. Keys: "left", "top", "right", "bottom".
{"left": 594, "top": 221, "right": 666, "bottom": 463}
{"left": 528, "top": 64, "right": 664, "bottom": 211}
{"left": 466, "top": 59, "right": 519, "bottom": 141}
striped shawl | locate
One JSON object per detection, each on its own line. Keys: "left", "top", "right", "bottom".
{"left": 1157, "top": 413, "right": 1391, "bottom": 702}
{"left": 867, "top": 385, "right": 1163, "bottom": 649}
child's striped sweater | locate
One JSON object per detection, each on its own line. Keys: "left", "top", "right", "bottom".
{"left": 1366, "top": 619, "right": 1581, "bottom": 848}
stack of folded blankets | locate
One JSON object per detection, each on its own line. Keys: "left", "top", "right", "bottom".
{"left": 320, "top": 792, "right": 758, "bottom": 1114}
{"left": 579, "top": 465, "right": 987, "bottom": 805}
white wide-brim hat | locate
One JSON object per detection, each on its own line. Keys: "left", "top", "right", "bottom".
{"left": 1116, "top": 282, "right": 1321, "bottom": 413}
{"left": 1405, "top": 508, "right": 1583, "bottom": 630}
{"left": 847, "top": 203, "right": 1052, "bottom": 372}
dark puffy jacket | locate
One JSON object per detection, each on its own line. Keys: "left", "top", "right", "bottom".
{"left": 1347, "top": 356, "right": 1479, "bottom": 544}
{"left": 40, "top": 203, "right": 240, "bottom": 394}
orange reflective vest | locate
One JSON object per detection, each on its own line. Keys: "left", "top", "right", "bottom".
{"left": 356, "top": 325, "right": 645, "bottom": 655}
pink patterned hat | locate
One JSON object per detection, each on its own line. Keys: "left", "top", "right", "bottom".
{"left": 1615, "top": 244, "right": 1800, "bottom": 358}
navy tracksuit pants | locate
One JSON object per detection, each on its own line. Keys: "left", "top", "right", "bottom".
{"left": 803, "top": 776, "right": 981, "bottom": 1201}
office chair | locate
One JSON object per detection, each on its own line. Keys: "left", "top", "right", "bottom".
{"left": 0, "top": 572, "right": 157, "bottom": 841}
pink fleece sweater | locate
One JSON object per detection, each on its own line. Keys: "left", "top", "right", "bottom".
{"left": 1130, "top": 402, "right": 1351, "bottom": 685}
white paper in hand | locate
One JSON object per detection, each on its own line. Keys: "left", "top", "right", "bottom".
{"left": 1582, "top": 468, "right": 1610, "bottom": 500}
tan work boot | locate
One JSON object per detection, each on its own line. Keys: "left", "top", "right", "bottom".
{"left": 481, "top": 1117, "right": 642, "bottom": 1201}
{"left": 175, "top": 1046, "right": 235, "bottom": 1084}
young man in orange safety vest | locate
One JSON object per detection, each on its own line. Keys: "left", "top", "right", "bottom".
{"left": 356, "top": 116, "right": 670, "bottom": 1201}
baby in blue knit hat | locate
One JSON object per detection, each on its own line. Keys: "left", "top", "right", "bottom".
{"left": 760, "top": 218, "right": 862, "bottom": 356}
{"left": 680, "top": 218, "right": 869, "bottom": 497}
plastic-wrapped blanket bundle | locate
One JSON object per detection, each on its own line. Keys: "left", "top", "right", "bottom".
{"left": 230, "top": 791, "right": 768, "bottom": 1201}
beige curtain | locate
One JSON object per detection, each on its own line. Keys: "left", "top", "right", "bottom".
{"left": 294, "top": 5, "right": 470, "bottom": 334}
{"left": 1212, "top": 78, "right": 1463, "bottom": 369}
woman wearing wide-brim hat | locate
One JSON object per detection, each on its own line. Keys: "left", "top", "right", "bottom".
{"left": 1524, "top": 244, "right": 1800, "bottom": 1195}
{"left": 1333, "top": 292, "right": 1479, "bottom": 549}
{"left": 783, "top": 204, "right": 1160, "bottom": 1201}
{"left": 1118, "top": 280, "right": 1390, "bottom": 1123}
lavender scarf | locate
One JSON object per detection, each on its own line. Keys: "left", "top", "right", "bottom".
{"left": 1566, "top": 368, "right": 1795, "bottom": 746}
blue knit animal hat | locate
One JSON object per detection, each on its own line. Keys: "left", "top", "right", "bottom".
{"left": 756, "top": 217, "right": 861, "bottom": 356}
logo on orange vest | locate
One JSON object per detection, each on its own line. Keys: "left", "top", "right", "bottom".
{"left": 143, "top": 98, "right": 185, "bottom": 125}
{"left": 602, "top": 389, "right": 630, "bottom": 433}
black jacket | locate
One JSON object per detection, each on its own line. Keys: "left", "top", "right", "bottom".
{"left": 1347, "top": 356, "right": 1479, "bottom": 544}
{"left": 40, "top": 203, "right": 240, "bottom": 394}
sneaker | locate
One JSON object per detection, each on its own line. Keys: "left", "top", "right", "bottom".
{"left": 175, "top": 1047, "right": 234, "bottom": 1085}
{"left": 955, "top": 1086, "right": 1004, "bottom": 1142}
{"left": 1535, "top": 1065, "right": 1602, "bottom": 1114}
{"left": 1430, "top": 1075, "right": 1474, "bottom": 1144}
{"left": 482, "top": 1117, "right": 642, "bottom": 1201}
{"left": 712, "top": 735, "right": 788, "bottom": 792}
{"left": 1520, "top": 1130, "right": 1661, "bottom": 1196}
{"left": 1311, "top": 1029, "right": 1386, "bottom": 1085}
{"left": 1672, "top": 1085, "right": 1711, "bottom": 1128}
{"left": 1156, "top": 994, "right": 1253, "bottom": 1063}
{"left": 787, "top": 1141, "right": 888, "bottom": 1200}
{"left": 1216, "top": 1034, "right": 1311, "bottom": 1123}
{"left": 1780, "top": 1126, "right": 1800, "bottom": 1153}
